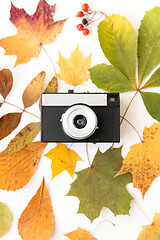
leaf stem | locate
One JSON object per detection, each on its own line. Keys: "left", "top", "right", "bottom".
{"left": 41, "top": 45, "right": 57, "bottom": 74}
{"left": 92, "top": 219, "right": 115, "bottom": 236}
{"left": 0, "top": 99, "right": 40, "bottom": 119}
{"left": 120, "top": 91, "right": 138, "bottom": 125}
{"left": 86, "top": 143, "right": 91, "bottom": 167}
{"left": 120, "top": 115, "right": 143, "bottom": 142}
{"left": 133, "top": 199, "right": 152, "bottom": 225}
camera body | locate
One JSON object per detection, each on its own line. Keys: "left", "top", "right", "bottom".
{"left": 41, "top": 92, "right": 120, "bottom": 143}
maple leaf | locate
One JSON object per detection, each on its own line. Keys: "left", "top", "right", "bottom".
{"left": 0, "top": 141, "right": 47, "bottom": 191}
{"left": 116, "top": 122, "right": 160, "bottom": 198}
{"left": 65, "top": 227, "right": 97, "bottom": 240}
{"left": 67, "top": 147, "right": 132, "bottom": 221}
{"left": 0, "top": 203, "right": 12, "bottom": 237}
{"left": 18, "top": 179, "right": 54, "bottom": 240}
{"left": 0, "top": 0, "right": 66, "bottom": 66}
{"left": 137, "top": 212, "right": 160, "bottom": 240}
{"left": 56, "top": 45, "right": 91, "bottom": 86}
{"left": 44, "top": 143, "right": 82, "bottom": 179}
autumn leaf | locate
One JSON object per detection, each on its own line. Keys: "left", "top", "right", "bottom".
{"left": 66, "top": 227, "right": 97, "bottom": 240}
{"left": 18, "top": 179, "right": 54, "bottom": 240}
{"left": 116, "top": 122, "right": 160, "bottom": 198}
{"left": 45, "top": 143, "right": 82, "bottom": 179}
{"left": 0, "top": 112, "right": 22, "bottom": 140}
{"left": 0, "top": 0, "right": 66, "bottom": 66}
{"left": 39, "top": 76, "right": 58, "bottom": 109}
{"left": 0, "top": 203, "right": 12, "bottom": 237}
{"left": 137, "top": 212, "right": 160, "bottom": 240}
{"left": 1, "top": 122, "right": 40, "bottom": 156}
{"left": 56, "top": 45, "right": 91, "bottom": 86}
{"left": 22, "top": 71, "right": 45, "bottom": 109}
{"left": 67, "top": 147, "right": 132, "bottom": 221}
{"left": 0, "top": 141, "right": 47, "bottom": 191}
{"left": 0, "top": 69, "right": 13, "bottom": 100}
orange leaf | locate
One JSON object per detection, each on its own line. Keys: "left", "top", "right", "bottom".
{"left": 56, "top": 45, "right": 91, "bottom": 86}
{"left": 45, "top": 143, "right": 82, "bottom": 179}
{"left": 18, "top": 179, "right": 54, "bottom": 240}
{"left": 0, "top": 112, "right": 22, "bottom": 140}
{"left": 22, "top": 71, "right": 45, "bottom": 108}
{"left": 0, "top": 141, "right": 47, "bottom": 191}
{"left": 116, "top": 122, "right": 160, "bottom": 197}
{"left": 0, "top": 0, "right": 66, "bottom": 66}
{"left": 65, "top": 227, "right": 97, "bottom": 240}
{"left": 0, "top": 69, "right": 13, "bottom": 99}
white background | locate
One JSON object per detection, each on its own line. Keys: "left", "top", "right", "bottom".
{"left": 0, "top": 0, "right": 160, "bottom": 239}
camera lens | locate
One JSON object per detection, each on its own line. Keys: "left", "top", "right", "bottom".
{"left": 73, "top": 115, "right": 87, "bottom": 129}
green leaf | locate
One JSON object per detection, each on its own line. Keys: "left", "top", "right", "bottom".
{"left": 0, "top": 202, "right": 12, "bottom": 237}
{"left": 89, "top": 63, "right": 134, "bottom": 92}
{"left": 138, "top": 7, "right": 160, "bottom": 85}
{"left": 141, "top": 92, "right": 160, "bottom": 121}
{"left": 67, "top": 147, "right": 132, "bottom": 221}
{"left": 1, "top": 122, "right": 40, "bottom": 156}
{"left": 98, "top": 15, "right": 137, "bottom": 86}
{"left": 142, "top": 68, "right": 160, "bottom": 89}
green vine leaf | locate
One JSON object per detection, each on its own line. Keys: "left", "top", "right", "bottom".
{"left": 67, "top": 147, "right": 132, "bottom": 221}
{"left": 1, "top": 122, "right": 40, "bottom": 156}
{"left": 98, "top": 15, "right": 137, "bottom": 86}
{"left": 0, "top": 202, "right": 12, "bottom": 237}
{"left": 141, "top": 92, "right": 160, "bottom": 121}
{"left": 89, "top": 64, "right": 134, "bottom": 92}
{"left": 138, "top": 7, "right": 160, "bottom": 85}
{"left": 142, "top": 68, "right": 160, "bottom": 89}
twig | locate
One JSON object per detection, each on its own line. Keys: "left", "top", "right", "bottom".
{"left": 92, "top": 219, "right": 115, "bottom": 236}
{"left": 86, "top": 143, "right": 91, "bottom": 167}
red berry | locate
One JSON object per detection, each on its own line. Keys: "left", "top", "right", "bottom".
{"left": 77, "top": 24, "right": 84, "bottom": 31}
{"left": 82, "top": 3, "right": 89, "bottom": 12}
{"left": 76, "top": 11, "right": 84, "bottom": 17}
{"left": 83, "top": 28, "right": 89, "bottom": 35}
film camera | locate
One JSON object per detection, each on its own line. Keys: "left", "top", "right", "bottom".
{"left": 41, "top": 92, "right": 120, "bottom": 142}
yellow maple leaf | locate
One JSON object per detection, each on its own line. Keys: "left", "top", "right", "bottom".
{"left": 44, "top": 143, "right": 82, "bottom": 179}
{"left": 18, "top": 179, "right": 54, "bottom": 240}
{"left": 0, "top": 0, "right": 66, "bottom": 66}
{"left": 137, "top": 212, "right": 160, "bottom": 240}
{"left": 116, "top": 122, "right": 160, "bottom": 198}
{"left": 65, "top": 227, "right": 97, "bottom": 240}
{"left": 56, "top": 45, "right": 91, "bottom": 86}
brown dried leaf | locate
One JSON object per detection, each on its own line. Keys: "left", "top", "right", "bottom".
{"left": 1, "top": 122, "right": 40, "bottom": 156}
{"left": 0, "top": 69, "right": 13, "bottom": 99}
{"left": 18, "top": 179, "right": 54, "bottom": 240}
{"left": 0, "top": 112, "right": 22, "bottom": 140}
{"left": 0, "top": 141, "right": 47, "bottom": 191}
{"left": 22, "top": 71, "right": 45, "bottom": 109}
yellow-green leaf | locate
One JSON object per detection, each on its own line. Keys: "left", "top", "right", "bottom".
{"left": 0, "top": 203, "right": 12, "bottom": 237}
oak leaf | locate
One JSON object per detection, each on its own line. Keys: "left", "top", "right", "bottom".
{"left": 44, "top": 143, "right": 82, "bottom": 179}
{"left": 56, "top": 45, "right": 91, "bottom": 86}
{"left": 0, "top": 203, "right": 12, "bottom": 237}
{"left": 0, "top": 0, "right": 66, "bottom": 66}
{"left": 116, "top": 122, "right": 160, "bottom": 198}
{"left": 66, "top": 227, "right": 97, "bottom": 240}
{"left": 68, "top": 147, "right": 132, "bottom": 221}
{"left": 137, "top": 212, "right": 160, "bottom": 240}
{"left": 22, "top": 71, "right": 45, "bottom": 108}
{"left": 0, "top": 112, "right": 22, "bottom": 140}
{"left": 0, "top": 141, "right": 47, "bottom": 191}
{"left": 0, "top": 69, "right": 13, "bottom": 99}
{"left": 1, "top": 122, "right": 40, "bottom": 156}
{"left": 18, "top": 179, "right": 54, "bottom": 240}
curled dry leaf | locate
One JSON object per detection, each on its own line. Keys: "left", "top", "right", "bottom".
{"left": 66, "top": 227, "right": 97, "bottom": 240}
{"left": 0, "top": 202, "right": 12, "bottom": 237}
{"left": 0, "top": 69, "right": 13, "bottom": 99}
{"left": 45, "top": 143, "right": 82, "bottom": 179}
{"left": 116, "top": 122, "right": 160, "bottom": 198}
{"left": 22, "top": 71, "right": 45, "bottom": 109}
{"left": 18, "top": 179, "right": 54, "bottom": 240}
{"left": 1, "top": 122, "right": 40, "bottom": 156}
{"left": 56, "top": 45, "right": 91, "bottom": 86}
{"left": 0, "top": 141, "right": 47, "bottom": 191}
{"left": 0, "top": 112, "right": 22, "bottom": 140}
{"left": 39, "top": 76, "right": 58, "bottom": 109}
{"left": 0, "top": 0, "right": 67, "bottom": 66}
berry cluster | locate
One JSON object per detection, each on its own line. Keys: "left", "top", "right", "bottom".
{"left": 76, "top": 3, "right": 90, "bottom": 36}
